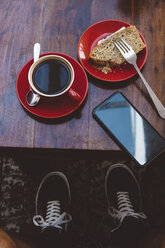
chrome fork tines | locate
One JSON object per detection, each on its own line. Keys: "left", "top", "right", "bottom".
{"left": 115, "top": 38, "right": 130, "bottom": 53}
{"left": 114, "top": 38, "right": 165, "bottom": 119}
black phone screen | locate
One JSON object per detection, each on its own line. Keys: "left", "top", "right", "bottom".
{"left": 93, "top": 92, "right": 165, "bottom": 166}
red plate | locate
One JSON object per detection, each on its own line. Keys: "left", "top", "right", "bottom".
{"left": 78, "top": 20, "right": 147, "bottom": 82}
{"left": 16, "top": 53, "right": 88, "bottom": 118}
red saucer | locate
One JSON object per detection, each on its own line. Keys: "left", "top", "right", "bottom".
{"left": 78, "top": 20, "right": 148, "bottom": 82}
{"left": 16, "top": 53, "right": 88, "bottom": 118}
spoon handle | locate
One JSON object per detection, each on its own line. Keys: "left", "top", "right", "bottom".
{"left": 33, "top": 43, "right": 40, "bottom": 63}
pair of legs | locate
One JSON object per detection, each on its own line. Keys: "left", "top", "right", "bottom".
{"left": 33, "top": 163, "right": 148, "bottom": 247}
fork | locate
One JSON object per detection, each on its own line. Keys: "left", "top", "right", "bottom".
{"left": 114, "top": 38, "right": 165, "bottom": 119}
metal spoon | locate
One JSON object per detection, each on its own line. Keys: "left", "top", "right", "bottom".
{"left": 26, "top": 43, "right": 40, "bottom": 107}
{"left": 26, "top": 90, "right": 41, "bottom": 107}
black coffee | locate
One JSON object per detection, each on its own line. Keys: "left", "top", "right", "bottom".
{"left": 32, "top": 59, "right": 71, "bottom": 95}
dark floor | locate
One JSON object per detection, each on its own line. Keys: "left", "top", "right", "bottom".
{"left": 0, "top": 150, "right": 165, "bottom": 247}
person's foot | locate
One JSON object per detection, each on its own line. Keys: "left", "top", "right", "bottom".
{"left": 33, "top": 171, "right": 72, "bottom": 247}
{"left": 105, "top": 163, "right": 147, "bottom": 247}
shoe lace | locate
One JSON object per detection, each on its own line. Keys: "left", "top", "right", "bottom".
{"left": 33, "top": 200, "right": 72, "bottom": 231}
{"left": 108, "top": 192, "right": 147, "bottom": 232}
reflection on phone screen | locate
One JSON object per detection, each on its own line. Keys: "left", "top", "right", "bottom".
{"left": 93, "top": 92, "right": 165, "bottom": 166}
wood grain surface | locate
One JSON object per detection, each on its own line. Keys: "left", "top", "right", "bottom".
{"left": 0, "top": 0, "right": 164, "bottom": 150}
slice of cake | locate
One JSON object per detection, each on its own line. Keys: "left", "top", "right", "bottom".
{"left": 89, "top": 25, "right": 146, "bottom": 73}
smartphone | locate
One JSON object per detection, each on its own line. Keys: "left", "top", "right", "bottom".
{"left": 92, "top": 92, "right": 165, "bottom": 166}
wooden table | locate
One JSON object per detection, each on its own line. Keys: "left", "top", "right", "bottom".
{"left": 0, "top": 0, "right": 164, "bottom": 152}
